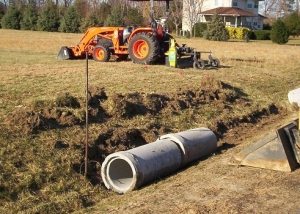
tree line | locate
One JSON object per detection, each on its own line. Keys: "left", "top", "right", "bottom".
{"left": 0, "top": 0, "right": 183, "bottom": 33}
{"left": 1, "top": 0, "right": 299, "bottom": 41}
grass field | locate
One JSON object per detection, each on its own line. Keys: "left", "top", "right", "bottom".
{"left": 0, "top": 29, "right": 300, "bottom": 213}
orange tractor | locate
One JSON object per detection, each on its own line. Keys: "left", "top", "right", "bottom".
{"left": 58, "top": 0, "right": 174, "bottom": 64}
{"left": 58, "top": 0, "right": 220, "bottom": 68}
{"left": 58, "top": 25, "right": 170, "bottom": 64}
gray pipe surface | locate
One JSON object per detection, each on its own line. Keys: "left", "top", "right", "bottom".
{"left": 159, "top": 128, "right": 218, "bottom": 164}
{"left": 101, "top": 127, "right": 217, "bottom": 194}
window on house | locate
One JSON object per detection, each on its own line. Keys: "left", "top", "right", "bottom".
{"left": 254, "top": 2, "right": 259, "bottom": 8}
{"left": 254, "top": 22, "right": 257, "bottom": 26}
{"left": 247, "top": 3, "right": 253, "bottom": 8}
{"left": 232, "top": 1, "right": 238, "bottom": 7}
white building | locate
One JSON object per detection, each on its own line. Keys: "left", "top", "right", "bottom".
{"left": 182, "top": 0, "right": 265, "bottom": 33}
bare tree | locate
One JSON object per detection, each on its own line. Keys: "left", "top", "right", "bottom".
{"left": 260, "top": 0, "right": 298, "bottom": 17}
{"left": 183, "top": 0, "right": 205, "bottom": 37}
{"left": 261, "top": 0, "right": 277, "bottom": 16}
{"left": 170, "top": 0, "right": 182, "bottom": 36}
{"left": 1, "top": 0, "right": 8, "bottom": 7}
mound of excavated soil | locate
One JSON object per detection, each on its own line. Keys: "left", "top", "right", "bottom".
{"left": 42, "top": 108, "right": 80, "bottom": 126}
{"left": 90, "top": 128, "right": 147, "bottom": 161}
{"left": 4, "top": 80, "right": 248, "bottom": 135}
{"left": 5, "top": 107, "right": 82, "bottom": 135}
{"left": 5, "top": 88, "right": 109, "bottom": 135}
{"left": 105, "top": 80, "right": 243, "bottom": 118}
{"left": 5, "top": 108, "right": 48, "bottom": 135}
{"left": 88, "top": 86, "right": 107, "bottom": 108}
{"left": 210, "top": 103, "right": 280, "bottom": 138}
{"left": 106, "top": 93, "right": 148, "bottom": 118}
{"left": 55, "top": 93, "right": 81, "bottom": 108}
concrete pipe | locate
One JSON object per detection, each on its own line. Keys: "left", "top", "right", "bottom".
{"left": 101, "top": 128, "right": 217, "bottom": 194}
{"left": 159, "top": 128, "right": 218, "bottom": 164}
{"left": 101, "top": 139, "right": 183, "bottom": 194}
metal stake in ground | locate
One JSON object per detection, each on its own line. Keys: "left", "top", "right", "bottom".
{"left": 85, "top": 51, "right": 89, "bottom": 177}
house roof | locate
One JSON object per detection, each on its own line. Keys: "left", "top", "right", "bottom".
{"left": 258, "top": 14, "right": 268, "bottom": 19}
{"left": 200, "top": 7, "right": 256, "bottom": 17}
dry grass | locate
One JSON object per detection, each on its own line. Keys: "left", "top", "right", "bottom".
{"left": 0, "top": 29, "right": 299, "bottom": 118}
{"left": 0, "top": 29, "right": 300, "bottom": 213}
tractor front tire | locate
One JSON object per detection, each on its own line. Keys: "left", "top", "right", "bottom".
{"left": 128, "top": 33, "right": 160, "bottom": 64}
{"left": 93, "top": 45, "right": 111, "bottom": 62}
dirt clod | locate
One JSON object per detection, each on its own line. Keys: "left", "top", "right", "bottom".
{"left": 54, "top": 140, "right": 69, "bottom": 149}
{"left": 55, "top": 92, "right": 80, "bottom": 108}
{"left": 5, "top": 108, "right": 47, "bottom": 135}
{"left": 144, "top": 93, "right": 169, "bottom": 113}
{"left": 88, "top": 86, "right": 107, "bottom": 107}
{"left": 90, "top": 128, "right": 147, "bottom": 161}
{"left": 106, "top": 93, "right": 147, "bottom": 118}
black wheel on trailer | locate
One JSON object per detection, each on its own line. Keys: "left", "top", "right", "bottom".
{"left": 193, "top": 60, "right": 205, "bottom": 69}
{"left": 211, "top": 58, "right": 220, "bottom": 67}
{"left": 93, "top": 45, "right": 111, "bottom": 62}
{"left": 128, "top": 33, "right": 160, "bottom": 64}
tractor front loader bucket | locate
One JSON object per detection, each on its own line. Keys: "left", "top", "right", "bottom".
{"left": 57, "top": 46, "right": 73, "bottom": 60}
{"left": 235, "top": 120, "right": 300, "bottom": 172}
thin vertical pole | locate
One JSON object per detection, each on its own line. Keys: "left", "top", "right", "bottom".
{"left": 85, "top": 51, "right": 89, "bottom": 177}
{"left": 150, "top": 0, "right": 154, "bottom": 19}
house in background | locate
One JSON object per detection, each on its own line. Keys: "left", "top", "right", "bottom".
{"left": 182, "top": 0, "right": 265, "bottom": 33}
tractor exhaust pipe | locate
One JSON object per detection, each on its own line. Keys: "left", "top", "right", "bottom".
{"left": 101, "top": 128, "right": 218, "bottom": 194}
{"left": 57, "top": 46, "right": 73, "bottom": 60}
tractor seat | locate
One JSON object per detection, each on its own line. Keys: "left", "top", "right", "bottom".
{"left": 123, "top": 27, "right": 134, "bottom": 44}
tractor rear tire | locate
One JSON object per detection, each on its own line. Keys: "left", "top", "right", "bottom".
{"left": 93, "top": 45, "right": 111, "bottom": 62}
{"left": 128, "top": 33, "right": 160, "bottom": 64}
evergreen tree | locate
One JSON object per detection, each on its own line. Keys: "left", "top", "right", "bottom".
{"left": 37, "top": 0, "right": 60, "bottom": 32}
{"left": 284, "top": 12, "right": 300, "bottom": 37}
{"left": 124, "top": 7, "right": 144, "bottom": 26}
{"left": 59, "top": 6, "right": 81, "bottom": 33}
{"left": 104, "top": 6, "right": 123, "bottom": 26}
{"left": 1, "top": 6, "right": 21, "bottom": 29}
{"left": 204, "top": 15, "right": 228, "bottom": 41}
{"left": 21, "top": 1, "right": 38, "bottom": 30}
{"left": 80, "top": 12, "right": 100, "bottom": 32}
{"left": 80, "top": 2, "right": 111, "bottom": 32}
{"left": 98, "top": 3, "right": 111, "bottom": 25}
{"left": 74, "top": 0, "right": 88, "bottom": 18}
{"left": 271, "top": 19, "right": 289, "bottom": 44}
{"left": 0, "top": 3, "right": 5, "bottom": 28}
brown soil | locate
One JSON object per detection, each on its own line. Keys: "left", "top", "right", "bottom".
{"left": 105, "top": 79, "right": 245, "bottom": 118}
{"left": 88, "top": 86, "right": 108, "bottom": 108}
{"left": 5, "top": 108, "right": 48, "bottom": 135}
{"left": 211, "top": 103, "right": 280, "bottom": 138}
{"left": 106, "top": 93, "right": 148, "bottom": 118}
{"left": 55, "top": 92, "right": 81, "bottom": 108}
{"left": 90, "top": 128, "right": 147, "bottom": 161}
{"left": 5, "top": 80, "right": 246, "bottom": 136}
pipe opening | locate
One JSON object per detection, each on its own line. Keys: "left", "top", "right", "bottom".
{"left": 107, "top": 158, "right": 134, "bottom": 192}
